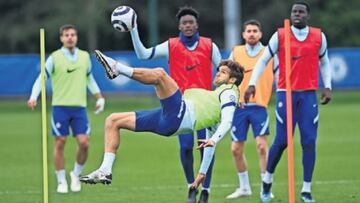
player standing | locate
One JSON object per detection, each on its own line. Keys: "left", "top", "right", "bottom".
{"left": 245, "top": 2, "right": 332, "bottom": 202}
{"left": 226, "top": 19, "right": 277, "bottom": 199}
{"left": 27, "top": 24, "right": 105, "bottom": 193}
{"left": 128, "top": 6, "right": 221, "bottom": 203}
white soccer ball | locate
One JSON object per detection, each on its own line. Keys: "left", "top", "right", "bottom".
{"left": 111, "top": 6, "right": 137, "bottom": 32}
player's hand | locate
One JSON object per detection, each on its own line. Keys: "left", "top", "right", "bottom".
{"left": 190, "top": 173, "right": 206, "bottom": 189}
{"left": 244, "top": 85, "right": 256, "bottom": 103}
{"left": 27, "top": 99, "right": 37, "bottom": 110}
{"left": 320, "top": 88, "right": 331, "bottom": 105}
{"left": 197, "top": 139, "right": 215, "bottom": 149}
{"left": 94, "top": 98, "right": 105, "bottom": 114}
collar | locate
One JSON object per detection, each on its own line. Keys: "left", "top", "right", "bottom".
{"left": 291, "top": 25, "right": 309, "bottom": 36}
{"left": 179, "top": 31, "right": 199, "bottom": 47}
{"left": 245, "top": 42, "right": 264, "bottom": 57}
{"left": 61, "top": 47, "right": 78, "bottom": 55}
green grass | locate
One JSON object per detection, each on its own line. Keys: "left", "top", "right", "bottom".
{"left": 0, "top": 91, "right": 359, "bottom": 203}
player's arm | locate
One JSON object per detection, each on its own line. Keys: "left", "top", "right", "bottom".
{"left": 130, "top": 26, "right": 169, "bottom": 60}
{"left": 86, "top": 62, "right": 105, "bottom": 114}
{"left": 27, "top": 56, "right": 53, "bottom": 110}
{"left": 245, "top": 32, "right": 279, "bottom": 103}
{"left": 211, "top": 42, "right": 222, "bottom": 67}
{"left": 199, "top": 90, "right": 237, "bottom": 172}
{"left": 191, "top": 89, "right": 237, "bottom": 188}
{"left": 319, "top": 32, "right": 332, "bottom": 105}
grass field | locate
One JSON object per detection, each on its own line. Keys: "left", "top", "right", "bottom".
{"left": 0, "top": 90, "right": 359, "bottom": 203}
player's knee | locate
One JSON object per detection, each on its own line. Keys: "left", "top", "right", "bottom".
{"left": 154, "top": 68, "right": 167, "bottom": 82}
{"left": 231, "top": 142, "right": 244, "bottom": 157}
{"left": 256, "top": 142, "right": 268, "bottom": 157}
{"left": 105, "top": 113, "right": 117, "bottom": 129}
{"left": 78, "top": 140, "right": 89, "bottom": 151}
{"left": 301, "top": 142, "right": 316, "bottom": 152}
{"left": 54, "top": 138, "right": 66, "bottom": 150}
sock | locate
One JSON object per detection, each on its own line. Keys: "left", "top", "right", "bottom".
{"left": 263, "top": 171, "right": 273, "bottom": 184}
{"left": 238, "top": 171, "right": 250, "bottom": 189}
{"left": 99, "top": 152, "right": 116, "bottom": 174}
{"left": 261, "top": 173, "right": 265, "bottom": 182}
{"left": 56, "top": 169, "right": 66, "bottom": 184}
{"left": 115, "top": 62, "right": 134, "bottom": 77}
{"left": 301, "top": 181, "right": 312, "bottom": 193}
{"left": 72, "top": 162, "right": 84, "bottom": 177}
{"left": 202, "top": 188, "right": 210, "bottom": 193}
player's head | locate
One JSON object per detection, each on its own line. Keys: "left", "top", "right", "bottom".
{"left": 291, "top": 2, "right": 310, "bottom": 29}
{"left": 59, "top": 24, "right": 78, "bottom": 49}
{"left": 242, "top": 19, "right": 262, "bottom": 46}
{"left": 214, "top": 60, "right": 244, "bottom": 87}
{"left": 176, "top": 6, "right": 199, "bottom": 37}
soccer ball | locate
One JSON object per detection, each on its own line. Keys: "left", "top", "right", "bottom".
{"left": 111, "top": 6, "right": 137, "bottom": 32}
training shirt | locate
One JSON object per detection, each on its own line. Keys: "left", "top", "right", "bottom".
{"left": 248, "top": 26, "right": 331, "bottom": 91}
{"left": 130, "top": 26, "right": 221, "bottom": 72}
{"left": 29, "top": 47, "right": 100, "bottom": 106}
{"left": 229, "top": 43, "right": 277, "bottom": 107}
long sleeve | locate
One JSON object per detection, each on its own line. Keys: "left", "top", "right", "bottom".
{"left": 29, "top": 56, "right": 54, "bottom": 100}
{"left": 319, "top": 33, "right": 332, "bottom": 89}
{"left": 248, "top": 32, "right": 278, "bottom": 86}
{"left": 130, "top": 27, "right": 169, "bottom": 59}
{"left": 211, "top": 42, "right": 222, "bottom": 67}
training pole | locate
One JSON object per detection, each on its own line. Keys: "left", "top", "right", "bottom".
{"left": 40, "top": 28, "right": 49, "bottom": 203}
{"left": 284, "top": 19, "right": 295, "bottom": 203}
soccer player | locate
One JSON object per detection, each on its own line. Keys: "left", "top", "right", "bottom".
{"left": 244, "top": 2, "right": 332, "bottom": 202}
{"left": 80, "top": 51, "right": 244, "bottom": 201}
{"left": 27, "top": 24, "right": 105, "bottom": 193}
{"left": 129, "top": 6, "right": 222, "bottom": 203}
{"left": 226, "top": 19, "right": 277, "bottom": 199}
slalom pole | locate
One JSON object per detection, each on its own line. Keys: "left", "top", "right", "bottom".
{"left": 40, "top": 28, "right": 49, "bottom": 203}
{"left": 284, "top": 19, "right": 295, "bottom": 203}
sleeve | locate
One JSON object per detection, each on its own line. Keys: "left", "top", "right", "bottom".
{"left": 248, "top": 32, "right": 278, "bottom": 86}
{"left": 319, "top": 32, "right": 332, "bottom": 89}
{"left": 87, "top": 73, "right": 101, "bottom": 94}
{"left": 29, "top": 56, "right": 54, "bottom": 100}
{"left": 130, "top": 26, "right": 169, "bottom": 59}
{"left": 211, "top": 42, "right": 222, "bottom": 67}
{"left": 227, "top": 51, "right": 234, "bottom": 60}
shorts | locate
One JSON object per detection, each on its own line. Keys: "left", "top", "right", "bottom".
{"left": 135, "top": 90, "right": 185, "bottom": 136}
{"left": 231, "top": 105, "right": 270, "bottom": 142}
{"left": 51, "top": 106, "right": 90, "bottom": 136}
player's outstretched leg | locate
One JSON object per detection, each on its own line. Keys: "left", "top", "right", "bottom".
{"left": 94, "top": 50, "right": 178, "bottom": 99}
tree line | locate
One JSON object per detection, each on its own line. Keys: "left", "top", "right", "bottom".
{"left": 0, "top": 0, "right": 358, "bottom": 54}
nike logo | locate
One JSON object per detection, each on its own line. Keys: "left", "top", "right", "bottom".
{"left": 292, "top": 55, "right": 303, "bottom": 61}
{"left": 244, "top": 69, "right": 253, "bottom": 73}
{"left": 67, "top": 68, "right": 77, "bottom": 73}
{"left": 185, "top": 64, "right": 198, "bottom": 71}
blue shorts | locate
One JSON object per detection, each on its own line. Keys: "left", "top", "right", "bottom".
{"left": 274, "top": 91, "right": 318, "bottom": 146}
{"left": 135, "top": 90, "right": 185, "bottom": 136}
{"left": 51, "top": 106, "right": 90, "bottom": 136}
{"left": 231, "top": 105, "right": 270, "bottom": 142}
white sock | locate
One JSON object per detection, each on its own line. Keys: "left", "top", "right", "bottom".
{"left": 238, "top": 171, "right": 250, "bottom": 189}
{"left": 72, "top": 162, "right": 84, "bottom": 177}
{"left": 56, "top": 169, "right": 66, "bottom": 184}
{"left": 99, "top": 152, "right": 116, "bottom": 174}
{"left": 301, "top": 181, "right": 312, "bottom": 193}
{"left": 115, "top": 62, "right": 134, "bottom": 78}
{"left": 261, "top": 173, "right": 265, "bottom": 182}
{"left": 202, "top": 188, "right": 210, "bottom": 193}
{"left": 263, "top": 171, "right": 273, "bottom": 184}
